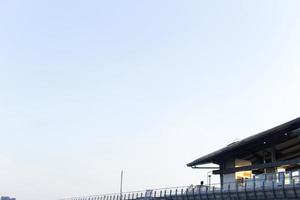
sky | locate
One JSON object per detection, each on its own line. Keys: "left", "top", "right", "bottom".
{"left": 1, "top": 0, "right": 300, "bottom": 200}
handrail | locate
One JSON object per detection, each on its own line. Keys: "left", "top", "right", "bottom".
{"left": 60, "top": 170, "right": 300, "bottom": 200}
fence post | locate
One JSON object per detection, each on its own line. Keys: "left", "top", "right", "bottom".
{"left": 244, "top": 181, "right": 248, "bottom": 200}
{"left": 253, "top": 176, "right": 257, "bottom": 200}
{"left": 198, "top": 186, "right": 203, "bottom": 200}
{"left": 205, "top": 186, "right": 209, "bottom": 200}
{"left": 227, "top": 184, "right": 231, "bottom": 200}
{"left": 175, "top": 189, "right": 178, "bottom": 200}
{"left": 272, "top": 181, "right": 277, "bottom": 199}
{"left": 293, "top": 179, "right": 298, "bottom": 198}
{"left": 212, "top": 186, "right": 216, "bottom": 200}
{"left": 282, "top": 174, "right": 287, "bottom": 199}
{"left": 262, "top": 181, "right": 267, "bottom": 199}
{"left": 192, "top": 187, "right": 195, "bottom": 200}
{"left": 185, "top": 188, "right": 189, "bottom": 200}
{"left": 220, "top": 185, "right": 224, "bottom": 200}
{"left": 235, "top": 182, "right": 240, "bottom": 200}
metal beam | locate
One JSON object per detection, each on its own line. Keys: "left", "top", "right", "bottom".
{"left": 212, "top": 158, "right": 300, "bottom": 174}
{"left": 239, "top": 150, "right": 264, "bottom": 162}
{"left": 277, "top": 140, "right": 300, "bottom": 152}
{"left": 277, "top": 147, "right": 300, "bottom": 160}
{"left": 192, "top": 166, "right": 219, "bottom": 169}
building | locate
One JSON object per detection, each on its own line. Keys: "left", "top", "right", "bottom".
{"left": 183, "top": 117, "right": 300, "bottom": 199}
{"left": 187, "top": 117, "right": 300, "bottom": 188}
{"left": 62, "top": 117, "right": 300, "bottom": 200}
{"left": 1, "top": 197, "right": 16, "bottom": 200}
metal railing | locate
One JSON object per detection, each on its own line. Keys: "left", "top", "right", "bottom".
{"left": 60, "top": 170, "right": 300, "bottom": 200}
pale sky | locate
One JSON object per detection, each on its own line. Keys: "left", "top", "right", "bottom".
{"left": 1, "top": 1, "right": 300, "bottom": 200}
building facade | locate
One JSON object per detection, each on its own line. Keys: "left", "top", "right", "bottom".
{"left": 187, "top": 117, "right": 300, "bottom": 188}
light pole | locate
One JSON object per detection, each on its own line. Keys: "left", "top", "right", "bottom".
{"left": 207, "top": 171, "right": 212, "bottom": 188}
{"left": 120, "top": 170, "right": 123, "bottom": 199}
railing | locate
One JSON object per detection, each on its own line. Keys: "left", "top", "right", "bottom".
{"left": 60, "top": 170, "right": 300, "bottom": 200}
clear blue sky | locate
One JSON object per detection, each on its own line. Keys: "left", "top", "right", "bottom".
{"left": 1, "top": 1, "right": 300, "bottom": 200}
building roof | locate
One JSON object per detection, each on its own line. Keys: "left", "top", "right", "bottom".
{"left": 187, "top": 117, "right": 300, "bottom": 167}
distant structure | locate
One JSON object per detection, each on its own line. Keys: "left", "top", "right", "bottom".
{"left": 1, "top": 197, "right": 16, "bottom": 200}
{"left": 61, "top": 117, "right": 300, "bottom": 200}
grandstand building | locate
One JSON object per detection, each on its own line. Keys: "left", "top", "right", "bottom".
{"left": 62, "top": 117, "right": 300, "bottom": 200}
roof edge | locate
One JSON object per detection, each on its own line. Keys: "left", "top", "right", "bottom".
{"left": 187, "top": 117, "right": 300, "bottom": 167}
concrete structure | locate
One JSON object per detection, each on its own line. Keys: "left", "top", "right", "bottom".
{"left": 187, "top": 117, "right": 300, "bottom": 188}
{"left": 61, "top": 117, "right": 300, "bottom": 200}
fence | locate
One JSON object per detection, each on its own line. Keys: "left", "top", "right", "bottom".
{"left": 60, "top": 170, "right": 300, "bottom": 200}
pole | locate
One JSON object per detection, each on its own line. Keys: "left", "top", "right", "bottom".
{"left": 120, "top": 170, "right": 123, "bottom": 199}
{"left": 207, "top": 171, "right": 212, "bottom": 186}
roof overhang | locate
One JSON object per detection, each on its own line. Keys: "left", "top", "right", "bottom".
{"left": 187, "top": 117, "right": 300, "bottom": 167}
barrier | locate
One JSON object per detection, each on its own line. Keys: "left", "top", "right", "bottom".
{"left": 60, "top": 171, "right": 300, "bottom": 200}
